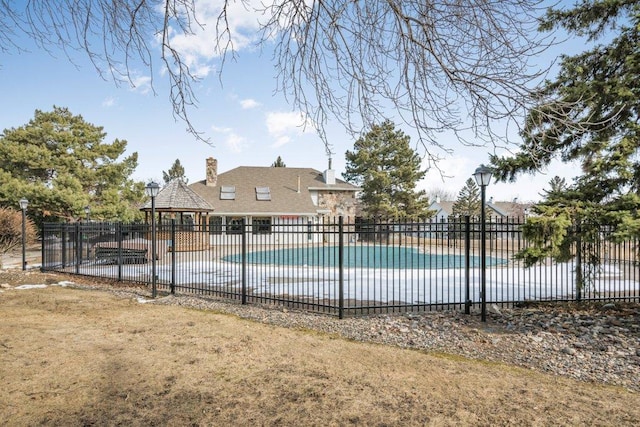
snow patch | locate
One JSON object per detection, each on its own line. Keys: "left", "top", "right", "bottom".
{"left": 15, "top": 284, "right": 48, "bottom": 290}
{"left": 52, "top": 281, "right": 74, "bottom": 287}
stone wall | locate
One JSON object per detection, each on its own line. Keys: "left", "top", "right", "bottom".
{"left": 317, "top": 191, "right": 359, "bottom": 220}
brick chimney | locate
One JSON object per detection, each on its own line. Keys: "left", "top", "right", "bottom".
{"left": 206, "top": 157, "right": 218, "bottom": 187}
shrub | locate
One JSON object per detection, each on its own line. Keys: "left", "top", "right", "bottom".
{"left": 0, "top": 207, "right": 38, "bottom": 267}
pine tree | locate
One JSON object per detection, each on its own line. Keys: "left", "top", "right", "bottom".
{"left": 271, "top": 156, "right": 286, "bottom": 167}
{"left": 541, "top": 176, "right": 567, "bottom": 200}
{"left": 490, "top": 0, "right": 640, "bottom": 280}
{"left": 343, "top": 120, "right": 431, "bottom": 219}
{"left": 0, "top": 107, "right": 145, "bottom": 225}
{"left": 452, "top": 179, "right": 481, "bottom": 217}
{"left": 163, "top": 159, "right": 188, "bottom": 184}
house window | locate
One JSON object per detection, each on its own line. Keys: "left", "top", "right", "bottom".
{"left": 255, "top": 186, "right": 271, "bottom": 201}
{"left": 226, "top": 217, "right": 243, "bottom": 234}
{"left": 220, "top": 185, "right": 236, "bottom": 200}
{"left": 208, "top": 216, "right": 223, "bottom": 235}
{"left": 252, "top": 217, "right": 272, "bottom": 234}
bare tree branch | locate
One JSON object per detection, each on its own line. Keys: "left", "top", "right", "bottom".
{"left": 1, "top": 0, "right": 556, "bottom": 159}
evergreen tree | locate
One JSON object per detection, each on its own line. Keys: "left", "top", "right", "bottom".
{"left": 513, "top": 176, "right": 585, "bottom": 268}
{"left": 541, "top": 176, "right": 567, "bottom": 200}
{"left": 163, "top": 159, "right": 188, "bottom": 184}
{"left": 271, "top": 156, "right": 286, "bottom": 167}
{"left": 343, "top": 120, "right": 431, "bottom": 219}
{"left": 490, "top": 0, "right": 640, "bottom": 267}
{"left": 452, "top": 179, "right": 481, "bottom": 217}
{"left": 0, "top": 107, "right": 145, "bottom": 225}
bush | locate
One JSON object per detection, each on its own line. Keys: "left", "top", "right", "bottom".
{"left": 0, "top": 207, "right": 38, "bottom": 259}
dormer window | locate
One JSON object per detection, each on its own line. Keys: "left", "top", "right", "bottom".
{"left": 220, "top": 185, "right": 236, "bottom": 200}
{"left": 256, "top": 186, "right": 271, "bottom": 201}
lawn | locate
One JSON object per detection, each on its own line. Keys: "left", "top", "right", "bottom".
{"left": 0, "top": 271, "right": 638, "bottom": 426}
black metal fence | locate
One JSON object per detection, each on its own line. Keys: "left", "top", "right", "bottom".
{"left": 41, "top": 217, "right": 640, "bottom": 317}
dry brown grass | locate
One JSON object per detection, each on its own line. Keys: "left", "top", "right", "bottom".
{"left": 1, "top": 272, "right": 638, "bottom": 426}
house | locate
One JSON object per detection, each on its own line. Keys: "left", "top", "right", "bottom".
{"left": 425, "top": 196, "right": 533, "bottom": 239}
{"left": 427, "top": 196, "right": 533, "bottom": 220}
{"left": 485, "top": 197, "right": 533, "bottom": 219}
{"left": 428, "top": 197, "right": 456, "bottom": 222}
{"left": 188, "top": 157, "right": 361, "bottom": 239}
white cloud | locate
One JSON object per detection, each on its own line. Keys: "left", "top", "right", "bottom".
{"left": 420, "top": 155, "right": 474, "bottom": 197}
{"left": 265, "top": 111, "right": 313, "bottom": 147}
{"left": 102, "top": 97, "right": 116, "bottom": 107}
{"left": 166, "top": 0, "right": 266, "bottom": 79}
{"left": 225, "top": 132, "right": 246, "bottom": 153}
{"left": 129, "top": 74, "right": 153, "bottom": 94}
{"left": 212, "top": 124, "right": 246, "bottom": 153}
{"left": 211, "top": 124, "right": 233, "bottom": 133}
{"left": 273, "top": 136, "right": 291, "bottom": 147}
{"left": 240, "top": 98, "right": 261, "bottom": 109}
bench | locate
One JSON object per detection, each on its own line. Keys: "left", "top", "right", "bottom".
{"left": 94, "top": 246, "right": 148, "bottom": 264}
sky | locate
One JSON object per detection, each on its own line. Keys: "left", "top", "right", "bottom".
{"left": 0, "top": 1, "right": 584, "bottom": 203}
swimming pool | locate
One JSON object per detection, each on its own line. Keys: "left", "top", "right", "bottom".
{"left": 222, "top": 246, "right": 506, "bottom": 269}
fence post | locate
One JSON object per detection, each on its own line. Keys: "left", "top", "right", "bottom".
{"left": 40, "top": 224, "right": 45, "bottom": 272}
{"left": 575, "top": 222, "right": 583, "bottom": 302}
{"left": 171, "top": 219, "right": 176, "bottom": 295}
{"left": 338, "top": 216, "right": 344, "bottom": 319}
{"left": 75, "top": 222, "right": 81, "bottom": 274}
{"left": 117, "top": 223, "right": 123, "bottom": 282}
{"left": 61, "top": 225, "right": 67, "bottom": 268}
{"left": 464, "top": 215, "right": 471, "bottom": 314}
{"left": 241, "top": 218, "right": 247, "bottom": 305}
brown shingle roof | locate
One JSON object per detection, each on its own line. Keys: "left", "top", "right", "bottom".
{"left": 141, "top": 179, "right": 214, "bottom": 212}
{"left": 190, "top": 167, "right": 359, "bottom": 215}
{"left": 487, "top": 201, "right": 533, "bottom": 218}
{"left": 430, "top": 200, "right": 533, "bottom": 218}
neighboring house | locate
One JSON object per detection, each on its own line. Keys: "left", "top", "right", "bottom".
{"left": 426, "top": 197, "right": 533, "bottom": 239}
{"left": 486, "top": 197, "right": 533, "bottom": 219}
{"left": 427, "top": 196, "right": 533, "bottom": 220}
{"left": 428, "top": 198, "right": 456, "bottom": 222}
{"left": 188, "top": 157, "right": 361, "bottom": 240}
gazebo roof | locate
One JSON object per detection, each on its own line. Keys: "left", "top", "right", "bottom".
{"left": 141, "top": 179, "right": 214, "bottom": 212}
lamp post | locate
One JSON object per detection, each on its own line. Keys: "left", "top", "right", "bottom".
{"left": 19, "top": 198, "right": 29, "bottom": 270}
{"left": 84, "top": 206, "right": 91, "bottom": 261}
{"left": 145, "top": 181, "right": 160, "bottom": 298}
{"left": 473, "top": 164, "right": 492, "bottom": 322}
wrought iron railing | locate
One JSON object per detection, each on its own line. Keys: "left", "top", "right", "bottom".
{"left": 41, "top": 217, "right": 639, "bottom": 317}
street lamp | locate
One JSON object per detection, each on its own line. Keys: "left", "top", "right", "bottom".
{"left": 19, "top": 198, "right": 29, "bottom": 270}
{"left": 145, "top": 181, "right": 160, "bottom": 298}
{"left": 473, "top": 164, "right": 492, "bottom": 322}
{"left": 84, "top": 206, "right": 91, "bottom": 261}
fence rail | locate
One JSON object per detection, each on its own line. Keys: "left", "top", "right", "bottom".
{"left": 41, "top": 217, "right": 640, "bottom": 317}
